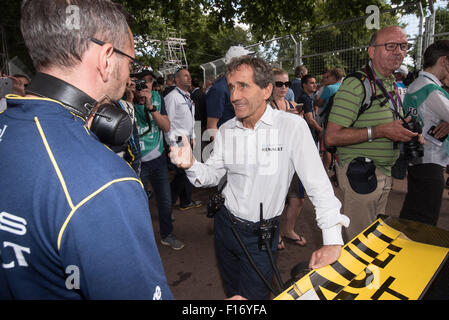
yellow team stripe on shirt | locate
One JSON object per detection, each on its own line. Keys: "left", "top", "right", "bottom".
{"left": 8, "top": 95, "right": 87, "bottom": 123}
{"left": 35, "top": 117, "right": 75, "bottom": 210}
{"left": 57, "top": 177, "right": 143, "bottom": 250}
{"left": 34, "top": 113, "right": 144, "bottom": 251}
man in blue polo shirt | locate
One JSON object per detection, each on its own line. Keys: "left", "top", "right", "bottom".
{"left": 315, "top": 67, "right": 344, "bottom": 112}
{"left": 0, "top": 0, "right": 172, "bottom": 299}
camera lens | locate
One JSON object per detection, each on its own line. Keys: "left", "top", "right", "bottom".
{"left": 403, "top": 119, "right": 424, "bottom": 161}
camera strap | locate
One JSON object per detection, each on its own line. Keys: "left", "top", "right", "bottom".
{"left": 367, "top": 63, "right": 403, "bottom": 121}
{"left": 218, "top": 179, "right": 227, "bottom": 193}
{"left": 138, "top": 106, "right": 152, "bottom": 137}
{"left": 375, "top": 78, "right": 406, "bottom": 122}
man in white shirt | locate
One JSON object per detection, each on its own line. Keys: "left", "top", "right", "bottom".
{"left": 164, "top": 68, "right": 202, "bottom": 210}
{"left": 169, "top": 56, "right": 349, "bottom": 299}
{"left": 400, "top": 40, "right": 449, "bottom": 226}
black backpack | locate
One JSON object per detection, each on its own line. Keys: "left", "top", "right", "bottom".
{"left": 320, "top": 66, "right": 388, "bottom": 153}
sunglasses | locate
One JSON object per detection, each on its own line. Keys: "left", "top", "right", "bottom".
{"left": 274, "top": 81, "right": 291, "bottom": 88}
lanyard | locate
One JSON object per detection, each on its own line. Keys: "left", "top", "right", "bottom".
{"left": 393, "top": 83, "right": 403, "bottom": 111}
{"left": 176, "top": 88, "right": 193, "bottom": 113}
{"left": 375, "top": 78, "right": 403, "bottom": 120}
{"left": 370, "top": 64, "right": 401, "bottom": 119}
{"left": 423, "top": 74, "right": 441, "bottom": 86}
{"left": 272, "top": 98, "right": 292, "bottom": 110}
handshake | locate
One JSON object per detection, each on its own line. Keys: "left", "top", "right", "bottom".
{"left": 168, "top": 135, "right": 194, "bottom": 169}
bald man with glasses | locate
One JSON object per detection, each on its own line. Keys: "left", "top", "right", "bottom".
{"left": 325, "top": 26, "right": 418, "bottom": 241}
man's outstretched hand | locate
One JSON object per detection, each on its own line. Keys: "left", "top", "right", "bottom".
{"left": 168, "top": 135, "right": 194, "bottom": 169}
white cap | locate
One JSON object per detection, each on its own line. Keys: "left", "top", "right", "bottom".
{"left": 394, "top": 65, "right": 408, "bottom": 76}
{"left": 224, "top": 46, "right": 255, "bottom": 64}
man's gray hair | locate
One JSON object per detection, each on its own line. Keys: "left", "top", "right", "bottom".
{"left": 21, "top": 0, "right": 131, "bottom": 71}
{"left": 226, "top": 56, "right": 273, "bottom": 89}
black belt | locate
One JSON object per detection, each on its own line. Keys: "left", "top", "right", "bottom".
{"left": 220, "top": 206, "right": 279, "bottom": 234}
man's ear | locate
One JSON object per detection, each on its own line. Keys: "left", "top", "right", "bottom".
{"left": 97, "top": 43, "right": 115, "bottom": 83}
{"left": 439, "top": 55, "right": 449, "bottom": 68}
{"left": 368, "top": 46, "right": 375, "bottom": 60}
{"left": 263, "top": 82, "right": 273, "bottom": 100}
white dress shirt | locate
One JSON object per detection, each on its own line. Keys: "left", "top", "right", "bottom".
{"left": 408, "top": 71, "right": 449, "bottom": 167}
{"left": 186, "top": 104, "right": 349, "bottom": 245}
{"left": 164, "top": 87, "right": 195, "bottom": 146}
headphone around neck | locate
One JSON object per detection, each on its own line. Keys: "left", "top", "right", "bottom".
{"left": 26, "top": 72, "right": 132, "bottom": 147}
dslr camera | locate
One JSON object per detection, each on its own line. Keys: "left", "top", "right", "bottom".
{"left": 402, "top": 118, "right": 424, "bottom": 161}
{"left": 133, "top": 79, "right": 148, "bottom": 91}
{"left": 206, "top": 192, "right": 225, "bottom": 218}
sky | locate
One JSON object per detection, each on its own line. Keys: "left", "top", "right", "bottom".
{"left": 400, "top": 0, "right": 447, "bottom": 66}
{"left": 400, "top": 0, "right": 447, "bottom": 37}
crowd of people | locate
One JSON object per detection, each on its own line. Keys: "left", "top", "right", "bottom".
{"left": 1, "top": 0, "right": 449, "bottom": 300}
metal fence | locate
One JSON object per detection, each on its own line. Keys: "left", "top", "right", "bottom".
{"left": 200, "top": 1, "right": 449, "bottom": 84}
{"left": 433, "top": 3, "right": 449, "bottom": 42}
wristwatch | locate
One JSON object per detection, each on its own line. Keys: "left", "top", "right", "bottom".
{"left": 146, "top": 104, "right": 157, "bottom": 112}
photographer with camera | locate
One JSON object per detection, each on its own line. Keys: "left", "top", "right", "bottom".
{"left": 109, "top": 78, "right": 142, "bottom": 174}
{"left": 400, "top": 40, "right": 449, "bottom": 226}
{"left": 0, "top": 0, "right": 172, "bottom": 299}
{"left": 325, "top": 26, "right": 419, "bottom": 241}
{"left": 169, "top": 56, "right": 349, "bottom": 300}
{"left": 134, "top": 75, "right": 184, "bottom": 250}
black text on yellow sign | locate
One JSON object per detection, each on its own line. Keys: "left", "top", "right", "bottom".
{"left": 275, "top": 219, "right": 449, "bottom": 300}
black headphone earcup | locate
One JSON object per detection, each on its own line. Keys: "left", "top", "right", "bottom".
{"left": 90, "top": 104, "right": 132, "bottom": 146}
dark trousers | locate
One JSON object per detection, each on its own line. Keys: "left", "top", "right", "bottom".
{"left": 400, "top": 163, "right": 445, "bottom": 226}
{"left": 214, "top": 206, "right": 280, "bottom": 300}
{"left": 171, "top": 166, "right": 192, "bottom": 207}
{"left": 140, "top": 154, "right": 173, "bottom": 239}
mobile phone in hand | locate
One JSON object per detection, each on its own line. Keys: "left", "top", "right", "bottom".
{"left": 427, "top": 125, "right": 448, "bottom": 142}
{"left": 0, "top": 77, "right": 13, "bottom": 98}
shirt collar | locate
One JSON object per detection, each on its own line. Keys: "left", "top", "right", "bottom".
{"left": 232, "top": 103, "right": 274, "bottom": 129}
{"left": 369, "top": 61, "right": 395, "bottom": 83}
{"left": 420, "top": 71, "right": 443, "bottom": 86}
{"left": 176, "top": 86, "right": 190, "bottom": 97}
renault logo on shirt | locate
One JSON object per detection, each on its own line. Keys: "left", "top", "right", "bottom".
{"left": 261, "top": 144, "right": 283, "bottom": 152}
{"left": 221, "top": 128, "right": 281, "bottom": 176}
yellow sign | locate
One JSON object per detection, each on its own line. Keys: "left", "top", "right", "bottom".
{"left": 275, "top": 218, "right": 449, "bottom": 300}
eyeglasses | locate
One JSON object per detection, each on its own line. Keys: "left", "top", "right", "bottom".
{"left": 274, "top": 81, "right": 291, "bottom": 88}
{"left": 372, "top": 42, "right": 410, "bottom": 51}
{"left": 90, "top": 38, "right": 142, "bottom": 72}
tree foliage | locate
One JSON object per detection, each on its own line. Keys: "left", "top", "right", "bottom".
{"left": 1, "top": 0, "right": 443, "bottom": 78}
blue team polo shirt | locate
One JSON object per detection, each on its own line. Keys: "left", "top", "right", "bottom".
{"left": 0, "top": 95, "right": 173, "bottom": 299}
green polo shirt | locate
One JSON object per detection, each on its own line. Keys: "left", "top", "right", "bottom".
{"left": 328, "top": 68, "right": 399, "bottom": 176}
